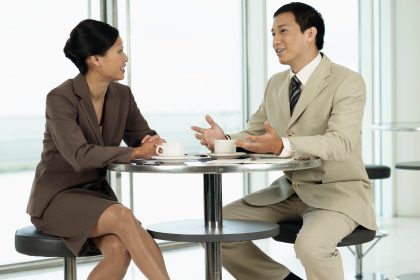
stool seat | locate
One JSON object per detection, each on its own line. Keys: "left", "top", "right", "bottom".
{"left": 15, "top": 225, "right": 101, "bottom": 280}
{"left": 273, "top": 220, "right": 376, "bottom": 246}
{"left": 16, "top": 225, "right": 73, "bottom": 257}
{"left": 365, "top": 164, "right": 391, "bottom": 180}
{"left": 15, "top": 225, "right": 100, "bottom": 257}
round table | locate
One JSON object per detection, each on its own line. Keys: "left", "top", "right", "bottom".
{"left": 373, "top": 121, "right": 420, "bottom": 132}
{"left": 374, "top": 121, "right": 420, "bottom": 172}
{"left": 395, "top": 161, "right": 420, "bottom": 170}
{"left": 108, "top": 157, "right": 321, "bottom": 280}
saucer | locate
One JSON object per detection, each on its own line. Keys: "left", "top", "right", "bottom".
{"left": 249, "top": 153, "right": 280, "bottom": 158}
{"left": 152, "top": 155, "right": 200, "bottom": 163}
{"left": 207, "top": 152, "right": 246, "bottom": 159}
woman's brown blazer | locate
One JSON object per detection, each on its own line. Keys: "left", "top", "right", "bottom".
{"left": 27, "top": 74, "right": 156, "bottom": 218}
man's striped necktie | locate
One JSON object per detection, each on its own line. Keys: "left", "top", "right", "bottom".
{"left": 289, "top": 75, "right": 302, "bottom": 115}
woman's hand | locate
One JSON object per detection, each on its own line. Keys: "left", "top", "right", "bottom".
{"left": 130, "top": 134, "right": 165, "bottom": 159}
{"left": 191, "top": 115, "right": 226, "bottom": 152}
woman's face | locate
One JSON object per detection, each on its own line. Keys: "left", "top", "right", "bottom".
{"left": 97, "top": 36, "right": 128, "bottom": 81}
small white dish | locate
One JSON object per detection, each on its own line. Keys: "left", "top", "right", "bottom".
{"left": 207, "top": 152, "right": 247, "bottom": 159}
{"left": 151, "top": 155, "right": 200, "bottom": 163}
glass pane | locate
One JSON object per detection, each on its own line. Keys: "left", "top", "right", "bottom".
{"left": 266, "top": 0, "right": 359, "bottom": 76}
{"left": 0, "top": 0, "right": 90, "bottom": 266}
{"left": 127, "top": 0, "right": 244, "bottom": 224}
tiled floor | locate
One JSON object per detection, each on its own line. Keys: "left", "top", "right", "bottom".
{"left": 1, "top": 217, "right": 420, "bottom": 279}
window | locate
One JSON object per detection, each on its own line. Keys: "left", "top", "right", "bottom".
{"left": 266, "top": 0, "right": 359, "bottom": 76}
{"left": 0, "top": 0, "right": 91, "bottom": 266}
{"left": 116, "top": 0, "right": 245, "bottom": 226}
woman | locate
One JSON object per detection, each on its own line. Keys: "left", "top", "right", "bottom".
{"left": 26, "top": 19, "right": 170, "bottom": 280}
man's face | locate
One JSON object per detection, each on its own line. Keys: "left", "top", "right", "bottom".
{"left": 271, "top": 12, "right": 316, "bottom": 72}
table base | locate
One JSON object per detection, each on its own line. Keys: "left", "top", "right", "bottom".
{"left": 148, "top": 219, "right": 279, "bottom": 280}
{"left": 147, "top": 219, "right": 279, "bottom": 242}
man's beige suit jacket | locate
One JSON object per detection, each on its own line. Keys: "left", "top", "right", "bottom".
{"left": 231, "top": 55, "right": 376, "bottom": 230}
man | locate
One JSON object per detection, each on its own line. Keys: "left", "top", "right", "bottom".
{"left": 191, "top": 2, "right": 375, "bottom": 280}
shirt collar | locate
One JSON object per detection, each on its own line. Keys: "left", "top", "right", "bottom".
{"left": 289, "top": 53, "right": 322, "bottom": 87}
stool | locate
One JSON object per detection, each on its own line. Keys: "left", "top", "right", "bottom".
{"left": 15, "top": 225, "right": 101, "bottom": 280}
{"left": 273, "top": 164, "right": 391, "bottom": 279}
{"left": 365, "top": 164, "right": 391, "bottom": 180}
{"left": 360, "top": 164, "right": 391, "bottom": 279}
{"left": 273, "top": 221, "right": 376, "bottom": 279}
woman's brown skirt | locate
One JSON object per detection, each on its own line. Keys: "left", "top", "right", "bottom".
{"left": 31, "top": 180, "right": 119, "bottom": 255}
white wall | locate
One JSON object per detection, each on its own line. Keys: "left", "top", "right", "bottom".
{"left": 394, "top": 0, "right": 420, "bottom": 216}
{"left": 360, "top": 0, "right": 420, "bottom": 217}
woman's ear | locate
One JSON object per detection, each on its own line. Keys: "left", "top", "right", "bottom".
{"left": 87, "top": 55, "right": 102, "bottom": 68}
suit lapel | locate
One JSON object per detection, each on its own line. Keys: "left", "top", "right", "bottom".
{"left": 101, "top": 83, "right": 120, "bottom": 146}
{"left": 279, "top": 76, "right": 292, "bottom": 121}
{"left": 287, "top": 55, "right": 331, "bottom": 128}
{"left": 73, "top": 74, "right": 105, "bottom": 146}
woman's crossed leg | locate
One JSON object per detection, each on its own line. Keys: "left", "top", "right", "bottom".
{"left": 88, "top": 204, "right": 170, "bottom": 280}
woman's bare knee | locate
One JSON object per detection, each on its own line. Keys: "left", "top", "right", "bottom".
{"left": 93, "top": 235, "right": 131, "bottom": 264}
{"left": 91, "top": 204, "right": 138, "bottom": 237}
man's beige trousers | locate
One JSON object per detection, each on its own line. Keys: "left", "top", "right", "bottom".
{"left": 221, "top": 194, "right": 357, "bottom": 280}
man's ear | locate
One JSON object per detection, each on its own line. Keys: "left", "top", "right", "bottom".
{"left": 306, "top": 27, "right": 318, "bottom": 43}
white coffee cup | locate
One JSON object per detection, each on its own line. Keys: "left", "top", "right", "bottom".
{"left": 214, "top": 139, "right": 236, "bottom": 154}
{"left": 156, "top": 142, "right": 184, "bottom": 157}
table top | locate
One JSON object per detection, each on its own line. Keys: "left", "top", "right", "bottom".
{"left": 373, "top": 122, "right": 420, "bottom": 132}
{"left": 108, "top": 157, "right": 321, "bottom": 174}
{"left": 395, "top": 161, "right": 420, "bottom": 170}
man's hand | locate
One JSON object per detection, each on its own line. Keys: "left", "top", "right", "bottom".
{"left": 235, "top": 121, "right": 283, "bottom": 155}
{"left": 191, "top": 115, "right": 226, "bottom": 152}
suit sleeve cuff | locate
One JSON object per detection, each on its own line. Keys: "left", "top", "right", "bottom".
{"left": 279, "top": 137, "right": 293, "bottom": 157}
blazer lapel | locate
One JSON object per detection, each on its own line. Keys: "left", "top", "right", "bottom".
{"left": 73, "top": 74, "right": 105, "bottom": 146}
{"left": 279, "top": 77, "right": 292, "bottom": 121}
{"left": 102, "top": 83, "right": 120, "bottom": 146}
{"left": 287, "top": 56, "right": 331, "bottom": 128}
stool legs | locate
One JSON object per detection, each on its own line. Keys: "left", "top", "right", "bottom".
{"left": 64, "top": 257, "right": 77, "bottom": 280}
{"left": 355, "top": 244, "right": 363, "bottom": 279}
{"left": 347, "top": 230, "right": 389, "bottom": 279}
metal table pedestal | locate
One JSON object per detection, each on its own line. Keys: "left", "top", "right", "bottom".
{"left": 148, "top": 174, "right": 279, "bottom": 280}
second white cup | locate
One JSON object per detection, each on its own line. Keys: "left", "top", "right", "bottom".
{"left": 214, "top": 139, "right": 236, "bottom": 154}
{"left": 156, "top": 142, "right": 184, "bottom": 157}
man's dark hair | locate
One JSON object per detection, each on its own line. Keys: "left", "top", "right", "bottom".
{"left": 274, "top": 2, "right": 325, "bottom": 50}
